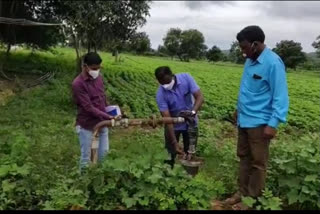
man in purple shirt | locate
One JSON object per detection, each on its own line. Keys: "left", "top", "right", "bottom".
{"left": 155, "top": 66, "right": 204, "bottom": 168}
{"left": 72, "top": 52, "right": 114, "bottom": 171}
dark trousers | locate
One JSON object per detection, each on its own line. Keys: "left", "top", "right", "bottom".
{"left": 237, "top": 125, "right": 271, "bottom": 198}
{"left": 164, "top": 126, "right": 198, "bottom": 165}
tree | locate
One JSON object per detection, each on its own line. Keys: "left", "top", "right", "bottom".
{"left": 162, "top": 28, "right": 207, "bottom": 62}
{"left": 157, "top": 45, "right": 167, "bottom": 54}
{"left": 0, "top": 0, "right": 63, "bottom": 56}
{"left": 312, "top": 35, "right": 320, "bottom": 58}
{"left": 50, "top": 0, "right": 151, "bottom": 69}
{"left": 163, "top": 28, "right": 182, "bottom": 59}
{"left": 273, "top": 40, "right": 307, "bottom": 70}
{"left": 229, "top": 41, "right": 245, "bottom": 64}
{"left": 206, "top": 45, "right": 223, "bottom": 62}
{"left": 180, "top": 29, "right": 207, "bottom": 61}
{"left": 127, "top": 32, "right": 151, "bottom": 54}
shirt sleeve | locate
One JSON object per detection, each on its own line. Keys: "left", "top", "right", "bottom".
{"left": 185, "top": 73, "right": 200, "bottom": 94}
{"left": 72, "top": 82, "right": 111, "bottom": 120}
{"left": 156, "top": 88, "right": 169, "bottom": 112}
{"left": 267, "top": 60, "right": 289, "bottom": 128}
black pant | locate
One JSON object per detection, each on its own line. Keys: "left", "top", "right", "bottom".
{"left": 164, "top": 126, "right": 198, "bottom": 161}
{"left": 165, "top": 129, "right": 190, "bottom": 156}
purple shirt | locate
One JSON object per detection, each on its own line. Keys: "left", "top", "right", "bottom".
{"left": 156, "top": 73, "right": 200, "bottom": 131}
{"left": 72, "top": 72, "right": 110, "bottom": 131}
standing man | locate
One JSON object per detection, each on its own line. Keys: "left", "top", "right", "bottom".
{"left": 225, "top": 26, "right": 289, "bottom": 210}
{"left": 72, "top": 52, "right": 114, "bottom": 172}
{"left": 155, "top": 66, "right": 204, "bottom": 168}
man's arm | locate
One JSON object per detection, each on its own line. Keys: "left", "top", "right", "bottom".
{"left": 161, "top": 111, "right": 177, "bottom": 143}
{"left": 264, "top": 60, "right": 289, "bottom": 138}
{"left": 156, "top": 90, "right": 184, "bottom": 155}
{"left": 72, "top": 83, "right": 114, "bottom": 120}
{"left": 192, "top": 89, "right": 204, "bottom": 113}
{"left": 186, "top": 73, "right": 204, "bottom": 113}
{"left": 161, "top": 111, "right": 184, "bottom": 155}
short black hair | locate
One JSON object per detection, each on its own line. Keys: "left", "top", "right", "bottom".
{"left": 83, "top": 52, "right": 102, "bottom": 66}
{"left": 236, "top": 25, "right": 265, "bottom": 43}
{"left": 154, "top": 66, "right": 173, "bottom": 80}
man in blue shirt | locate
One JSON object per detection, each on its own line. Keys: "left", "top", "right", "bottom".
{"left": 155, "top": 66, "right": 204, "bottom": 168}
{"left": 225, "top": 26, "right": 289, "bottom": 210}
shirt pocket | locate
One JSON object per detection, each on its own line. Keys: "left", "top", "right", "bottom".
{"left": 244, "top": 73, "right": 268, "bottom": 93}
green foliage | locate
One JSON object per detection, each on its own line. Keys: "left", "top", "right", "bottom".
{"left": 273, "top": 40, "right": 307, "bottom": 70}
{"left": 0, "top": 1, "right": 64, "bottom": 51}
{"left": 206, "top": 45, "right": 224, "bottom": 62}
{"left": 0, "top": 48, "right": 319, "bottom": 210}
{"left": 162, "top": 28, "right": 207, "bottom": 61}
{"left": 229, "top": 41, "right": 245, "bottom": 64}
{"left": 312, "top": 35, "right": 320, "bottom": 58}
{"left": 268, "top": 133, "right": 320, "bottom": 209}
{"left": 43, "top": 146, "right": 225, "bottom": 210}
{"left": 163, "top": 28, "right": 183, "bottom": 59}
{"left": 242, "top": 188, "right": 283, "bottom": 210}
{"left": 126, "top": 32, "right": 151, "bottom": 55}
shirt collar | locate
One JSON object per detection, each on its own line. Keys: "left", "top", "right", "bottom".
{"left": 249, "top": 46, "right": 268, "bottom": 65}
{"left": 175, "top": 75, "right": 181, "bottom": 85}
{"left": 81, "top": 71, "right": 91, "bottom": 81}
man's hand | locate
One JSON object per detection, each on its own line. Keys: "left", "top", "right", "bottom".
{"left": 174, "top": 142, "right": 185, "bottom": 155}
{"left": 179, "top": 110, "right": 195, "bottom": 118}
{"left": 263, "top": 126, "right": 277, "bottom": 139}
{"left": 106, "top": 114, "right": 115, "bottom": 120}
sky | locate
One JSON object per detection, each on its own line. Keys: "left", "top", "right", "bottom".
{"left": 139, "top": 1, "right": 320, "bottom": 53}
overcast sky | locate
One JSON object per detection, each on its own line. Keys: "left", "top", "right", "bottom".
{"left": 139, "top": 1, "right": 320, "bottom": 53}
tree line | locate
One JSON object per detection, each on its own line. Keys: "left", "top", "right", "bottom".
{"left": 0, "top": 1, "right": 319, "bottom": 70}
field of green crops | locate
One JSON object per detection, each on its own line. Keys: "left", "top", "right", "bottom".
{"left": 0, "top": 47, "right": 319, "bottom": 210}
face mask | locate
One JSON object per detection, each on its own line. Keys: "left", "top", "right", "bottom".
{"left": 162, "top": 79, "right": 175, "bottom": 90}
{"left": 88, "top": 69, "right": 100, "bottom": 79}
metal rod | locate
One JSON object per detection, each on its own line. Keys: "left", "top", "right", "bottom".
{"left": 90, "top": 115, "right": 185, "bottom": 164}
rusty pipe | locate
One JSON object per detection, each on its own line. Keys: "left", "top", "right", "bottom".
{"left": 90, "top": 115, "right": 185, "bottom": 164}
{"left": 92, "top": 116, "right": 185, "bottom": 137}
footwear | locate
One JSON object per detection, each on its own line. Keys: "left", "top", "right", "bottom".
{"left": 223, "top": 191, "right": 242, "bottom": 206}
{"left": 232, "top": 202, "right": 250, "bottom": 210}
{"left": 186, "top": 153, "right": 192, "bottom": 161}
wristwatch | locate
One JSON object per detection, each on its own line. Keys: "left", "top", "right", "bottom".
{"left": 191, "top": 110, "right": 196, "bottom": 115}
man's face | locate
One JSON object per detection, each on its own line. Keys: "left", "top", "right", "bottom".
{"left": 84, "top": 64, "right": 101, "bottom": 73}
{"left": 239, "top": 40, "right": 255, "bottom": 59}
{"left": 157, "top": 74, "right": 173, "bottom": 85}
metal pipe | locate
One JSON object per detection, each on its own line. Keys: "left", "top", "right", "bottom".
{"left": 90, "top": 115, "right": 185, "bottom": 163}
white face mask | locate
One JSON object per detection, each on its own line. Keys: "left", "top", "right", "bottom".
{"left": 88, "top": 69, "right": 100, "bottom": 79}
{"left": 162, "top": 79, "right": 175, "bottom": 90}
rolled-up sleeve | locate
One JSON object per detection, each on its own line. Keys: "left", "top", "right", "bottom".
{"left": 267, "top": 60, "right": 289, "bottom": 128}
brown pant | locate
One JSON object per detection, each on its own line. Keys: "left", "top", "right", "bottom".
{"left": 237, "top": 125, "right": 271, "bottom": 198}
